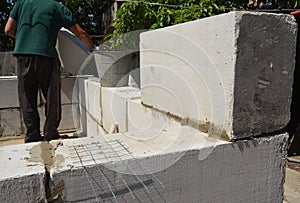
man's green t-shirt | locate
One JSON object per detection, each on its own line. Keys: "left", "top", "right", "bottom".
{"left": 10, "top": 0, "right": 76, "bottom": 58}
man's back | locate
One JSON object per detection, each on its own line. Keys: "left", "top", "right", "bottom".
{"left": 4, "top": 0, "right": 94, "bottom": 143}
{"left": 10, "top": 0, "right": 76, "bottom": 58}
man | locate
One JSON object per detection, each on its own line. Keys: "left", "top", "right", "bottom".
{"left": 4, "top": 0, "right": 94, "bottom": 143}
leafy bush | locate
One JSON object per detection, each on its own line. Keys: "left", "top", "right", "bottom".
{"left": 111, "top": 0, "right": 300, "bottom": 38}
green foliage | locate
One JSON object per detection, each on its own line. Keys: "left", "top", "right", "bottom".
{"left": 112, "top": 0, "right": 230, "bottom": 37}
{"left": 110, "top": 0, "right": 300, "bottom": 39}
{"left": 105, "top": 0, "right": 237, "bottom": 49}
{"left": 64, "top": 0, "right": 104, "bottom": 35}
{"left": 277, "top": 0, "right": 298, "bottom": 8}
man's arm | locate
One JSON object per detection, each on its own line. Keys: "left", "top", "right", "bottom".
{"left": 69, "top": 24, "right": 94, "bottom": 50}
{"left": 4, "top": 17, "right": 17, "bottom": 38}
{"left": 291, "top": 10, "right": 300, "bottom": 20}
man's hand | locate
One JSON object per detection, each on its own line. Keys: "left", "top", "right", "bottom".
{"left": 69, "top": 24, "right": 94, "bottom": 50}
{"left": 291, "top": 10, "right": 300, "bottom": 20}
{"left": 4, "top": 17, "right": 17, "bottom": 38}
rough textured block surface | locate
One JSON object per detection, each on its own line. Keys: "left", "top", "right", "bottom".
{"left": 101, "top": 86, "right": 140, "bottom": 133}
{"left": 0, "top": 143, "right": 46, "bottom": 202}
{"left": 49, "top": 128, "right": 288, "bottom": 202}
{"left": 140, "top": 11, "right": 297, "bottom": 139}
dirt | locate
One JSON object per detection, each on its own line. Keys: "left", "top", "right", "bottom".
{"left": 0, "top": 135, "right": 24, "bottom": 147}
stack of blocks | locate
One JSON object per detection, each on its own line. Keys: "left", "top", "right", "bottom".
{"left": 70, "top": 11, "right": 296, "bottom": 202}
{"left": 0, "top": 11, "right": 297, "bottom": 202}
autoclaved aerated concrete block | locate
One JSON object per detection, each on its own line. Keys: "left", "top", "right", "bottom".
{"left": 49, "top": 127, "right": 288, "bottom": 202}
{"left": 77, "top": 76, "right": 93, "bottom": 136}
{"left": 84, "top": 78, "right": 102, "bottom": 125}
{"left": 101, "top": 86, "right": 140, "bottom": 133}
{"left": 140, "top": 11, "right": 297, "bottom": 140}
{"left": 0, "top": 143, "right": 46, "bottom": 202}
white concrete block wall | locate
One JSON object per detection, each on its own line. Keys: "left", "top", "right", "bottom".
{"left": 101, "top": 86, "right": 141, "bottom": 133}
{"left": 127, "top": 99, "right": 180, "bottom": 133}
{"left": 77, "top": 77, "right": 105, "bottom": 137}
{"left": 0, "top": 143, "right": 46, "bottom": 202}
{"left": 0, "top": 76, "right": 19, "bottom": 108}
{"left": 140, "top": 11, "right": 297, "bottom": 139}
{"left": 49, "top": 128, "right": 288, "bottom": 202}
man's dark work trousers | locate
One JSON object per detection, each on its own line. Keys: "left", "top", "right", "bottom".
{"left": 16, "top": 55, "right": 61, "bottom": 143}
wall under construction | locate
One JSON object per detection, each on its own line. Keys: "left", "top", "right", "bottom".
{"left": 0, "top": 11, "right": 297, "bottom": 202}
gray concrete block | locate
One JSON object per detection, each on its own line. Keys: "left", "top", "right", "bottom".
{"left": 49, "top": 128, "right": 288, "bottom": 202}
{"left": 0, "top": 104, "right": 80, "bottom": 137}
{"left": 61, "top": 77, "right": 77, "bottom": 105}
{"left": 0, "top": 108, "right": 24, "bottom": 136}
{"left": 0, "top": 52, "right": 17, "bottom": 76}
{"left": 60, "top": 104, "right": 81, "bottom": 131}
{"left": 140, "top": 11, "right": 297, "bottom": 140}
{"left": 0, "top": 143, "right": 46, "bottom": 202}
{"left": 94, "top": 51, "right": 137, "bottom": 87}
{"left": 39, "top": 104, "right": 80, "bottom": 132}
{"left": 0, "top": 76, "right": 19, "bottom": 108}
